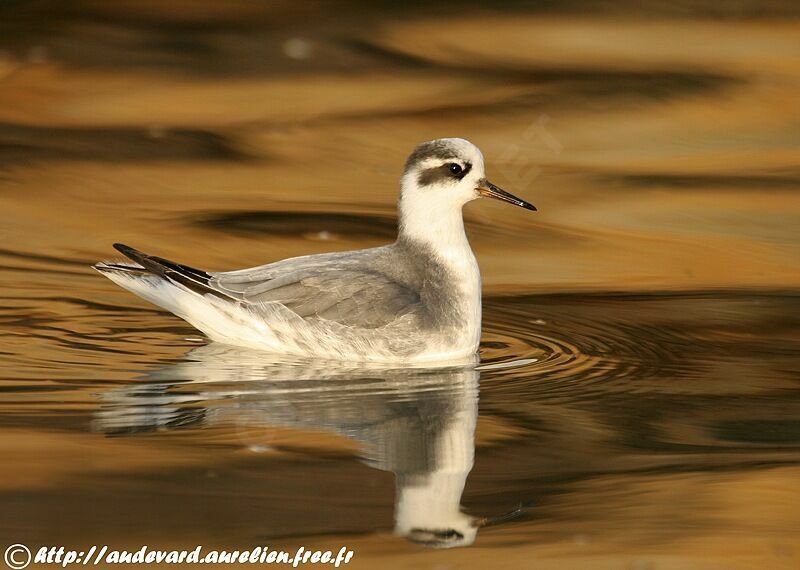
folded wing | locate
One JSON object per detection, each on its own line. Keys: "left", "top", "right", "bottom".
{"left": 110, "top": 244, "right": 420, "bottom": 329}
{"left": 214, "top": 267, "right": 420, "bottom": 328}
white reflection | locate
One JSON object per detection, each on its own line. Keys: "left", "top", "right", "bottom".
{"left": 95, "top": 344, "right": 481, "bottom": 548}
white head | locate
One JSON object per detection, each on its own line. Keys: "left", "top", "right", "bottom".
{"left": 397, "top": 138, "right": 535, "bottom": 248}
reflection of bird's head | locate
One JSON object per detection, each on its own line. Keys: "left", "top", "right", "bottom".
{"left": 392, "top": 399, "right": 478, "bottom": 550}
{"left": 395, "top": 485, "right": 479, "bottom": 549}
{"left": 400, "top": 502, "right": 531, "bottom": 548}
{"left": 402, "top": 513, "right": 479, "bottom": 549}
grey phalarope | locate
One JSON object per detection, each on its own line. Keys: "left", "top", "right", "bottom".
{"left": 94, "top": 138, "right": 536, "bottom": 362}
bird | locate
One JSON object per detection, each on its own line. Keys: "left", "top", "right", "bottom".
{"left": 94, "top": 138, "right": 535, "bottom": 363}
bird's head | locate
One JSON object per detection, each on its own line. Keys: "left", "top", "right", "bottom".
{"left": 399, "top": 138, "right": 536, "bottom": 216}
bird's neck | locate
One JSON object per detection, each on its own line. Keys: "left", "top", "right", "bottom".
{"left": 397, "top": 199, "right": 474, "bottom": 267}
{"left": 396, "top": 195, "right": 483, "bottom": 354}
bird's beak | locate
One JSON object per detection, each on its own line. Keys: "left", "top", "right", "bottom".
{"left": 477, "top": 180, "right": 536, "bottom": 211}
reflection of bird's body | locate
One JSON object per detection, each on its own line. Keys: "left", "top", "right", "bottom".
{"left": 95, "top": 345, "right": 482, "bottom": 548}
{"left": 95, "top": 138, "right": 535, "bottom": 362}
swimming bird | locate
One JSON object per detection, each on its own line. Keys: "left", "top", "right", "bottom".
{"left": 94, "top": 138, "right": 535, "bottom": 362}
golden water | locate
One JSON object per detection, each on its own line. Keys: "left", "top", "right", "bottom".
{"left": 0, "top": 2, "right": 799, "bottom": 568}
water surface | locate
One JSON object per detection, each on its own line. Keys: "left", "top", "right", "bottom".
{"left": 1, "top": 1, "right": 799, "bottom": 568}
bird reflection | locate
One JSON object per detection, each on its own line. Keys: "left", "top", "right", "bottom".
{"left": 94, "top": 344, "right": 482, "bottom": 548}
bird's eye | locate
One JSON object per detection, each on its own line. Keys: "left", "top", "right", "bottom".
{"left": 448, "top": 163, "right": 462, "bottom": 175}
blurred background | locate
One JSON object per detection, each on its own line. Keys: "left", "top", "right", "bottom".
{"left": 0, "top": 1, "right": 799, "bottom": 569}
{"left": 1, "top": 0, "right": 798, "bottom": 291}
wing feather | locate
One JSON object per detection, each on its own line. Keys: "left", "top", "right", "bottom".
{"left": 212, "top": 254, "right": 420, "bottom": 329}
{"left": 111, "top": 244, "right": 419, "bottom": 329}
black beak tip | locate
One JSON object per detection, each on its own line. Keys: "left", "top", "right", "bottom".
{"left": 479, "top": 181, "right": 537, "bottom": 212}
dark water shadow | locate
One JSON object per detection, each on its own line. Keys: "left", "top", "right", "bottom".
{"left": 0, "top": 123, "right": 252, "bottom": 166}
{"left": 192, "top": 209, "right": 583, "bottom": 246}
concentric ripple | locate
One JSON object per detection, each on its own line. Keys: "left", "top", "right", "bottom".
{"left": 477, "top": 292, "right": 797, "bottom": 400}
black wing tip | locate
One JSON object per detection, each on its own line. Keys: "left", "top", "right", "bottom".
{"left": 107, "top": 243, "right": 225, "bottom": 299}
{"left": 113, "top": 242, "right": 144, "bottom": 259}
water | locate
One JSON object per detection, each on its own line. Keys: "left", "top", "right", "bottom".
{"left": 1, "top": 2, "right": 800, "bottom": 568}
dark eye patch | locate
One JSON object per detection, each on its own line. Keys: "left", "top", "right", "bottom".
{"left": 417, "top": 161, "right": 472, "bottom": 187}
